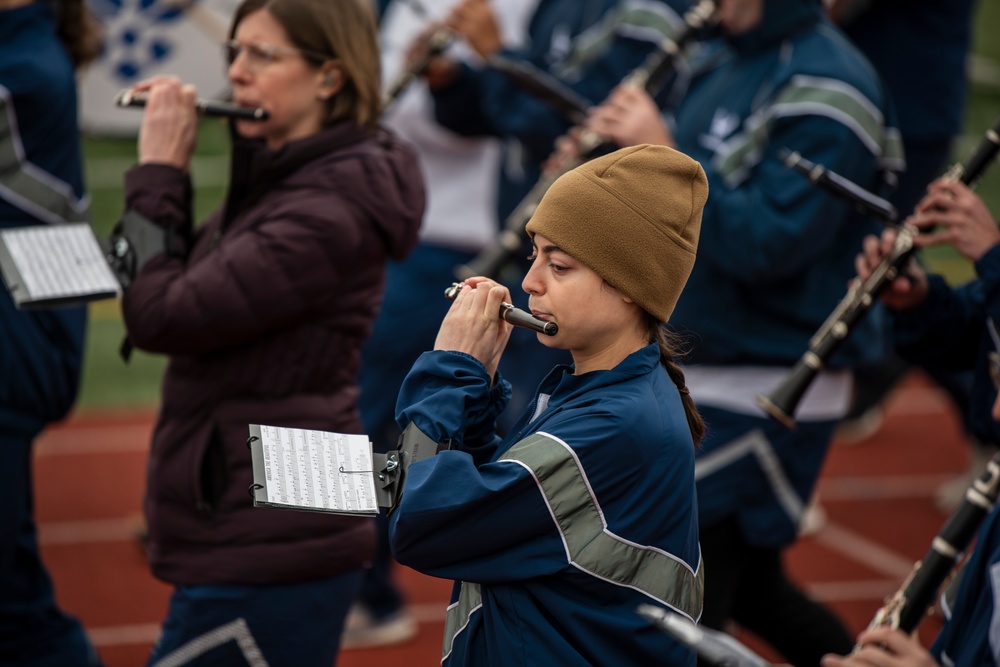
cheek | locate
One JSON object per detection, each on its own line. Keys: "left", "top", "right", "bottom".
{"left": 992, "top": 392, "right": 1000, "bottom": 422}
{"left": 551, "top": 304, "right": 604, "bottom": 344}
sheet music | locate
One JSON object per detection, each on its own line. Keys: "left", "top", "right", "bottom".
{"left": 0, "top": 223, "right": 120, "bottom": 303}
{"left": 257, "top": 424, "right": 378, "bottom": 514}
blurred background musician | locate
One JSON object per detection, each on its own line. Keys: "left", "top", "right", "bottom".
{"left": 823, "top": 179, "right": 1000, "bottom": 667}
{"left": 580, "top": 0, "right": 904, "bottom": 663}
{"left": 348, "top": 0, "right": 536, "bottom": 648}
{"left": 426, "top": 0, "right": 691, "bottom": 220}
{"left": 829, "top": 0, "right": 991, "bottom": 514}
{"left": 350, "top": 0, "right": 691, "bottom": 647}
{"left": 420, "top": 0, "right": 692, "bottom": 430}
{"left": 0, "top": 0, "right": 103, "bottom": 665}
{"left": 115, "top": 0, "right": 424, "bottom": 664}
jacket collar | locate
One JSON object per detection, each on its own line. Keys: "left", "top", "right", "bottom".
{"left": 223, "top": 122, "right": 370, "bottom": 225}
{"left": 539, "top": 342, "right": 662, "bottom": 401}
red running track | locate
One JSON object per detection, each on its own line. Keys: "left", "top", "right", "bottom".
{"left": 34, "top": 372, "right": 972, "bottom": 666}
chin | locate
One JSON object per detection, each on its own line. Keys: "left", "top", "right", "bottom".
{"left": 234, "top": 119, "right": 267, "bottom": 140}
{"left": 536, "top": 334, "right": 568, "bottom": 350}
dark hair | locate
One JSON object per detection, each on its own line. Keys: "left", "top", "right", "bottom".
{"left": 55, "top": 0, "right": 103, "bottom": 70}
{"left": 644, "top": 312, "right": 705, "bottom": 446}
{"left": 230, "top": 0, "right": 381, "bottom": 130}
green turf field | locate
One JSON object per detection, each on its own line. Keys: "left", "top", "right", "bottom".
{"left": 73, "top": 7, "right": 1000, "bottom": 410}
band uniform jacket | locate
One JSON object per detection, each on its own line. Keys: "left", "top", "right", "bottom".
{"left": 390, "top": 344, "right": 703, "bottom": 666}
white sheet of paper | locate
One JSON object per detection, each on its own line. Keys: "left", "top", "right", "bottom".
{"left": 257, "top": 424, "right": 378, "bottom": 514}
{"left": 1, "top": 223, "right": 120, "bottom": 301}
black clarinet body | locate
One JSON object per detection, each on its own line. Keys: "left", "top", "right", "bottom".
{"left": 782, "top": 150, "right": 898, "bottom": 224}
{"left": 757, "top": 115, "right": 1000, "bottom": 428}
{"left": 454, "top": 0, "right": 717, "bottom": 281}
{"left": 383, "top": 25, "right": 455, "bottom": 109}
{"left": 863, "top": 452, "right": 1000, "bottom": 638}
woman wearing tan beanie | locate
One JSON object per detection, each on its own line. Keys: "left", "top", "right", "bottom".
{"left": 386, "top": 144, "right": 708, "bottom": 667}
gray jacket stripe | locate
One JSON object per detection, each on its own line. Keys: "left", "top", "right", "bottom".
{"left": 771, "top": 75, "right": 886, "bottom": 154}
{"left": 150, "top": 618, "right": 269, "bottom": 667}
{"left": 0, "top": 86, "right": 89, "bottom": 225}
{"left": 557, "top": 1, "right": 683, "bottom": 80}
{"left": 500, "top": 431, "right": 703, "bottom": 620}
{"left": 442, "top": 582, "right": 482, "bottom": 662}
{"left": 694, "top": 429, "right": 805, "bottom": 525}
{"left": 713, "top": 74, "right": 905, "bottom": 187}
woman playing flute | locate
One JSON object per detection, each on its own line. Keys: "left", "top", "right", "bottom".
{"left": 115, "top": 0, "right": 425, "bottom": 664}
{"left": 387, "top": 144, "right": 707, "bottom": 666}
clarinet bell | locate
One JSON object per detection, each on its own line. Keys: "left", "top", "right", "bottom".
{"left": 755, "top": 392, "right": 797, "bottom": 431}
{"left": 756, "top": 354, "right": 824, "bottom": 430}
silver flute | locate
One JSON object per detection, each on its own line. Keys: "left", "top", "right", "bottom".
{"left": 114, "top": 88, "right": 270, "bottom": 121}
{"left": 444, "top": 283, "right": 558, "bottom": 336}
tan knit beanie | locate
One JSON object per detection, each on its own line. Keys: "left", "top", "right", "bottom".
{"left": 525, "top": 144, "right": 707, "bottom": 322}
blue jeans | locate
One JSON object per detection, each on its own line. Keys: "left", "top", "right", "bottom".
{"left": 148, "top": 571, "right": 364, "bottom": 667}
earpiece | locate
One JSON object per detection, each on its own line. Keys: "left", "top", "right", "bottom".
{"left": 323, "top": 72, "right": 337, "bottom": 86}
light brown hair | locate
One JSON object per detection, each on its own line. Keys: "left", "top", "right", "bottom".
{"left": 55, "top": 0, "right": 103, "bottom": 70}
{"left": 230, "top": 0, "right": 381, "bottom": 130}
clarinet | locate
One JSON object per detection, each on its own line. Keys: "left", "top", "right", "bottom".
{"left": 383, "top": 25, "right": 456, "bottom": 109}
{"left": 781, "top": 150, "right": 898, "bottom": 224}
{"left": 454, "top": 0, "right": 717, "bottom": 281}
{"left": 860, "top": 451, "right": 1000, "bottom": 640}
{"left": 756, "top": 115, "right": 1000, "bottom": 428}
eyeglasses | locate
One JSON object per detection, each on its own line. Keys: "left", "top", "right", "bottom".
{"left": 223, "top": 39, "right": 330, "bottom": 71}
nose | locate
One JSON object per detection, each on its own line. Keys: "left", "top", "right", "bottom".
{"left": 522, "top": 256, "right": 543, "bottom": 296}
{"left": 227, "top": 50, "right": 252, "bottom": 84}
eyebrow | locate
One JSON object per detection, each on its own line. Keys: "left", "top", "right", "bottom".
{"left": 531, "top": 242, "right": 565, "bottom": 255}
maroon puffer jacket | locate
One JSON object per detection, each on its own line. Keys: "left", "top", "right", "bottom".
{"left": 121, "top": 122, "right": 425, "bottom": 586}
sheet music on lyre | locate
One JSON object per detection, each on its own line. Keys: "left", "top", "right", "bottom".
{"left": 0, "top": 223, "right": 121, "bottom": 308}
{"left": 248, "top": 424, "right": 380, "bottom": 516}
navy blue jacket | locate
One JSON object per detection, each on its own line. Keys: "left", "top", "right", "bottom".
{"left": 932, "top": 502, "right": 1000, "bottom": 666}
{"left": 0, "top": 3, "right": 87, "bottom": 436}
{"left": 891, "top": 244, "right": 1000, "bottom": 447}
{"left": 390, "top": 344, "right": 702, "bottom": 666}
{"left": 664, "top": 0, "right": 902, "bottom": 369}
